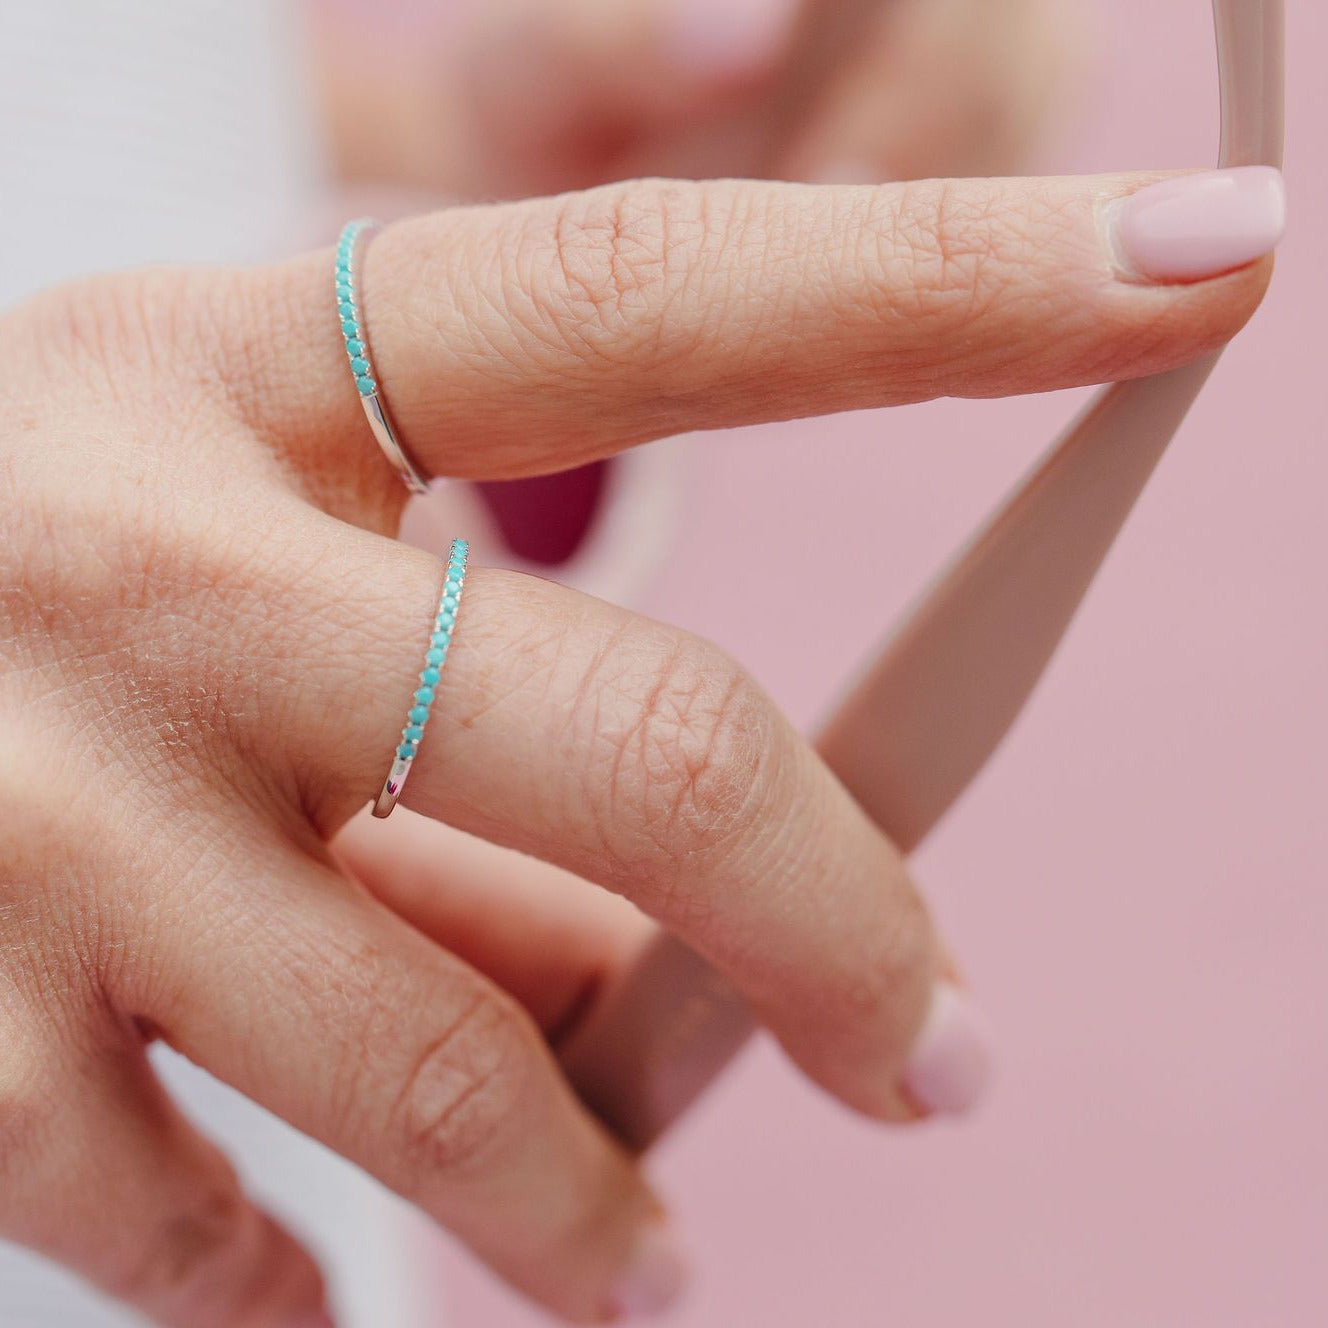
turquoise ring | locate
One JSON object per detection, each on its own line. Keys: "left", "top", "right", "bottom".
{"left": 336, "top": 219, "right": 432, "bottom": 495}
{"left": 373, "top": 539, "right": 470, "bottom": 818}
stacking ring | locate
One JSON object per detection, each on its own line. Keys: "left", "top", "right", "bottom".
{"left": 373, "top": 539, "right": 470, "bottom": 818}
{"left": 335, "top": 219, "right": 432, "bottom": 495}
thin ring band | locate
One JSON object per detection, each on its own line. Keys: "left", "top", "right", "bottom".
{"left": 335, "top": 219, "right": 432, "bottom": 495}
{"left": 373, "top": 539, "right": 470, "bottom": 818}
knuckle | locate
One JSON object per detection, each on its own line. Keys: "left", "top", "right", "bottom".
{"left": 391, "top": 984, "right": 533, "bottom": 1185}
{"left": 25, "top": 269, "right": 216, "bottom": 394}
{"left": 869, "top": 180, "right": 1018, "bottom": 330}
{"left": 589, "top": 630, "right": 775, "bottom": 894}
{"left": 508, "top": 180, "right": 718, "bottom": 372}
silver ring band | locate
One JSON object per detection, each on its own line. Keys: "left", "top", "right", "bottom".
{"left": 373, "top": 538, "right": 470, "bottom": 818}
{"left": 336, "top": 219, "right": 432, "bottom": 495}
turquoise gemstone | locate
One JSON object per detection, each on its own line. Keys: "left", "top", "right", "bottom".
{"left": 409, "top": 705, "right": 429, "bottom": 724}
{"left": 341, "top": 319, "right": 358, "bottom": 337}
{"left": 405, "top": 724, "right": 424, "bottom": 742}
{"left": 356, "top": 375, "right": 376, "bottom": 395}
{"left": 421, "top": 667, "right": 440, "bottom": 686}
{"left": 414, "top": 686, "right": 435, "bottom": 705}
{"left": 397, "top": 742, "right": 416, "bottom": 760}
{"left": 442, "top": 596, "right": 458, "bottom": 612}
{"left": 338, "top": 300, "right": 355, "bottom": 318}
{"left": 425, "top": 647, "right": 444, "bottom": 665}
{"left": 434, "top": 617, "right": 454, "bottom": 634}
{"left": 430, "top": 635, "right": 450, "bottom": 652}
{"left": 346, "top": 338, "right": 364, "bottom": 357}
{"left": 350, "top": 356, "right": 370, "bottom": 375}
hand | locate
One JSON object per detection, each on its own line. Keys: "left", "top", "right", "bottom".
{"left": 0, "top": 170, "right": 1273, "bottom": 1325}
{"left": 312, "top": 0, "right": 1084, "bottom": 199}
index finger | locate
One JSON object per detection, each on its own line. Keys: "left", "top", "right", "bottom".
{"left": 236, "top": 170, "right": 1279, "bottom": 493}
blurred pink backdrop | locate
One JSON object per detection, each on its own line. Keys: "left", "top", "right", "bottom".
{"left": 439, "top": 2, "right": 1327, "bottom": 1324}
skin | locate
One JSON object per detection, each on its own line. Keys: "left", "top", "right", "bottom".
{"left": 0, "top": 6, "right": 1273, "bottom": 1327}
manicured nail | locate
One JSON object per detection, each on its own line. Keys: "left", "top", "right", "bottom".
{"left": 607, "top": 1221, "right": 688, "bottom": 1320}
{"left": 902, "top": 982, "right": 993, "bottom": 1117}
{"left": 663, "top": 0, "right": 799, "bottom": 80}
{"left": 1111, "top": 166, "right": 1285, "bottom": 283}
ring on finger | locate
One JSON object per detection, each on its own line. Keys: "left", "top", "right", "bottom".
{"left": 373, "top": 538, "right": 470, "bottom": 818}
{"left": 335, "top": 218, "right": 432, "bottom": 495}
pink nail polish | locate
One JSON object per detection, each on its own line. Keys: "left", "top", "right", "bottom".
{"left": 663, "top": 0, "right": 799, "bottom": 81}
{"left": 902, "top": 982, "right": 993, "bottom": 1118}
{"left": 607, "top": 1222, "right": 688, "bottom": 1320}
{"left": 1111, "top": 166, "right": 1285, "bottom": 283}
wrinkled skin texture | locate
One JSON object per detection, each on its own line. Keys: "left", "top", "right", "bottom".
{"left": 0, "top": 5, "right": 1276, "bottom": 1326}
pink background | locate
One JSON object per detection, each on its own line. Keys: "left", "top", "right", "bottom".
{"left": 439, "top": 2, "right": 1328, "bottom": 1325}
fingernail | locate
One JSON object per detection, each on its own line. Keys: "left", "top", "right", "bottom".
{"left": 902, "top": 982, "right": 993, "bottom": 1118}
{"left": 663, "top": 0, "right": 799, "bottom": 80}
{"left": 607, "top": 1221, "right": 688, "bottom": 1320}
{"left": 1110, "top": 166, "right": 1286, "bottom": 283}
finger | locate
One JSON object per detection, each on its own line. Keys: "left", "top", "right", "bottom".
{"left": 238, "top": 170, "right": 1277, "bottom": 495}
{"left": 0, "top": 1006, "right": 327, "bottom": 1328}
{"left": 333, "top": 802, "right": 968, "bottom": 1147}
{"left": 282, "top": 542, "right": 989, "bottom": 1122}
{"left": 137, "top": 844, "right": 684, "bottom": 1324}
{"left": 334, "top": 807, "right": 652, "bottom": 1040}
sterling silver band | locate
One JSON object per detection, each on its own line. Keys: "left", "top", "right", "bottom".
{"left": 373, "top": 538, "right": 470, "bottom": 818}
{"left": 337, "top": 219, "right": 432, "bottom": 495}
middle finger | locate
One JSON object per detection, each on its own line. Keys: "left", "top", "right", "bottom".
{"left": 281, "top": 530, "right": 976, "bottom": 1122}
